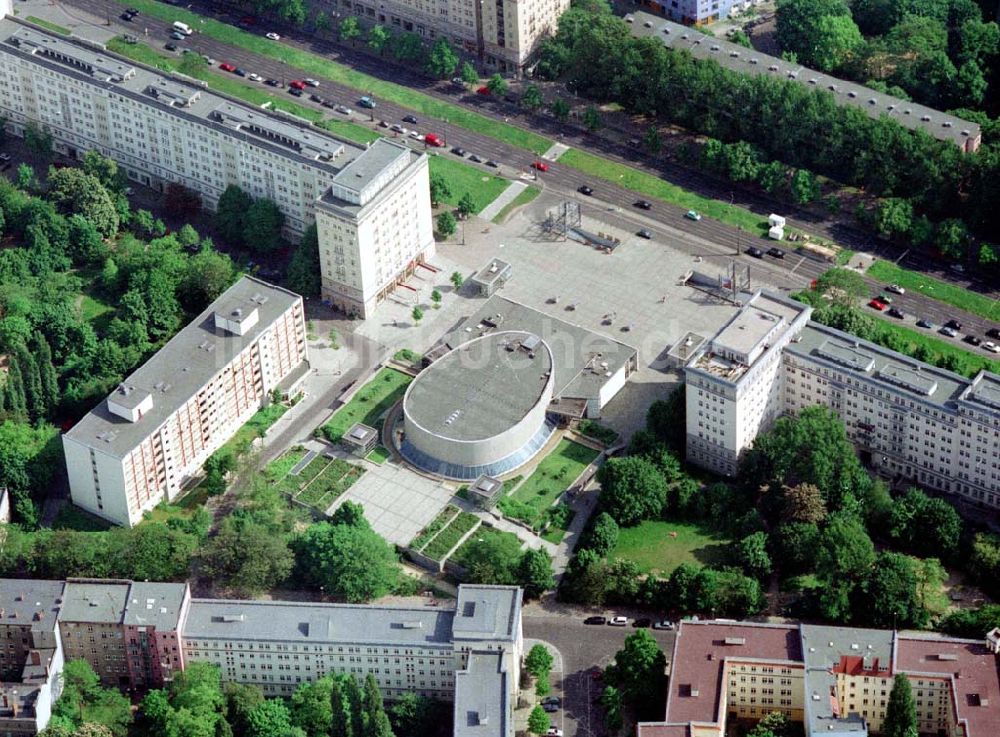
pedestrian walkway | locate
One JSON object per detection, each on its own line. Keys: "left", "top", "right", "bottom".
{"left": 540, "top": 142, "right": 571, "bottom": 162}
{"left": 477, "top": 180, "right": 529, "bottom": 222}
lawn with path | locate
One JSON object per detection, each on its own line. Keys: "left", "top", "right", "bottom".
{"left": 428, "top": 156, "right": 508, "bottom": 214}
{"left": 491, "top": 185, "right": 541, "bottom": 224}
{"left": 498, "top": 439, "right": 598, "bottom": 528}
{"left": 867, "top": 261, "right": 1000, "bottom": 322}
{"left": 321, "top": 367, "right": 412, "bottom": 442}
{"left": 611, "top": 519, "right": 730, "bottom": 575}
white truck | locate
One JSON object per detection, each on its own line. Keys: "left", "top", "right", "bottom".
{"left": 768, "top": 213, "right": 786, "bottom": 241}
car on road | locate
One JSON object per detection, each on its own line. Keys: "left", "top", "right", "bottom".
{"left": 322, "top": 100, "right": 335, "bottom": 108}
{"left": 476, "top": 86, "right": 491, "bottom": 95}
{"left": 542, "top": 697, "right": 561, "bottom": 708}
{"left": 653, "top": 620, "right": 675, "bottom": 630}
{"left": 121, "top": 11, "right": 136, "bottom": 21}
{"left": 767, "top": 247, "right": 785, "bottom": 259}
{"left": 264, "top": 78, "right": 280, "bottom": 86}
{"left": 402, "top": 114, "right": 418, "bottom": 124}
{"left": 543, "top": 702, "right": 559, "bottom": 713}
{"left": 886, "top": 284, "right": 905, "bottom": 295}
{"left": 233, "top": 68, "right": 247, "bottom": 77}
{"left": 247, "top": 73, "right": 262, "bottom": 82}
{"left": 485, "top": 159, "right": 499, "bottom": 167}
{"left": 634, "top": 200, "right": 652, "bottom": 210}
{"left": 633, "top": 617, "right": 652, "bottom": 628}
{"left": 532, "top": 161, "right": 550, "bottom": 172}
{"left": 378, "top": 120, "right": 389, "bottom": 128}
{"left": 165, "top": 42, "right": 178, "bottom": 51}
{"left": 289, "top": 79, "right": 306, "bottom": 89}
{"left": 451, "top": 147, "right": 467, "bottom": 157}
{"left": 336, "top": 105, "right": 352, "bottom": 115}
{"left": 304, "top": 79, "right": 320, "bottom": 87}
{"left": 359, "top": 96, "right": 376, "bottom": 108}
{"left": 637, "top": 229, "right": 652, "bottom": 239}
{"left": 887, "top": 307, "right": 905, "bottom": 319}
{"left": 424, "top": 133, "right": 444, "bottom": 147}
{"left": 876, "top": 294, "right": 893, "bottom": 304}
{"left": 945, "top": 319, "right": 963, "bottom": 331}
{"left": 940, "top": 326, "right": 959, "bottom": 337}
{"left": 964, "top": 335, "right": 983, "bottom": 346}
{"left": 265, "top": 32, "right": 281, "bottom": 40}
{"left": 984, "top": 341, "right": 1000, "bottom": 354}
{"left": 916, "top": 318, "right": 934, "bottom": 329}
{"left": 467, "top": 153, "right": 482, "bottom": 162}
{"left": 410, "top": 131, "right": 425, "bottom": 141}
{"left": 746, "top": 246, "right": 764, "bottom": 258}
{"left": 201, "top": 54, "right": 216, "bottom": 65}
{"left": 170, "top": 30, "right": 186, "bottom": 40}
{"left": 608, "top": 616, "right": 629, "bottom": 626}
{"left": 546, "top": 729, "right": 563, "bottom": 737}
{"left": 310, "top": 94, "right": 323, "bottom": 103}
{"left": 988, "top": 328, "right": 1000, "bottom": 340}
{"left": 583, "top": 616, "right": 606, "bottom": 625}
{"left": 391, "top": 123, "right": 407, "bottom": 134}
{"left": 578, "top": 185, "right": 593, "bottom": 196}
{"left": 685, "top": 210, "right": 702, "bottom": 221}
{"left": 288, "top": 88, "right": 303, "bottom": 97}
{"left": 868, "top": 299, "right": 887, "bottom": 311}
{"left": 219, "top": 62, "right": 236, "bottom": 72}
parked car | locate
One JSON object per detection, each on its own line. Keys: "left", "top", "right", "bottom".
{"left": 219, "top": 62, "right": 236, "bottom": 72}
{"left": 424, "top": 133, "right": 444, "bottom": 147}
{"left": 542, "top": 697, "right": 561, "bottom": 708}
{"left": 289, "top": 79, "right": 306, "bottom": 90}
{"left": 951, "top": 264, "right": 966, "bottom": 274}
{"left": 886, "top": 284, "right": 905, "bottom": 295}
{"left": 685, "top": 210, "right": 702, "bottom": 221}
{"left": 584, "top": 616, "right": 606, "bottom": 625}
{"left": 543, "top": 702, "right": 559, "bottom": 713}
{"left": 233, "top": 68, "right": 247, "bottom": 77}
{"left": 608, "top": 616, "right": 629, "bottom": 627}
{"left": 322, "top": 99, "right": 335, "bottom": 108}
{"left": 532, "top": 161, "right": 549, "bottom": 172}
{"left": 165, "top": 42, "right": 178, "bottom": 51}
{"left": 170, "top": 30, "right": 186, "bottom": 40}
{"left": 247, "top": 73, "right": 262, "bottom": 82}
{"left": 876, "top": 294, "right": 893, "bottom": 304}
{"left": 391, "top": 123, "right": 406, "bottom": 133}
{"left": 378, "top": 120, "right": 390, "bottom": 128}
{"left": 868, "top": 299, "right": 887, "bottom": 311}
{"left": 485, "top": 159, "right": 499, "bottom": 167}
{"left": 988, "top": 328, "right": 1000, "bottom": 339}
{"left": 451, "top": 147, "right": 467, "bottom": 157}
{"left": 310, "top": 94, "right": 323, "bottom": 103}
{"left": 916, "top": 318, "right": 934, "bottom": 329}
{"left": 964, "top": 335, "right": 983, "bottom": 346}
{"left": 767, "top": 247, "right": 785, "bottom": 259}
{"left": 265, "top": 32, "right": 281, "bottom": 40}
{"left": 121, "top": 11, "right": 136, "bottom": 21}
{"left": 653, "top": 620, "right": 675, "bottom": 630}
{"left": 304, "top": 79, "right": 320, "bottom": 87}
{"left": 409, "top": 131, "right": 425, "bottom": 141}
{"left": 0, "top": 153, "right": 11, "bottom": 163}
{"left": 476, "top": 86, "right": 491, "bottom": 95}
{"left": 202, "top": 54, "right": 216, "bottom": 65}
{"left": 637, "top": 229, "right": 652, "bottom": 239}
{"left": 402, "top": 114, "right": 418, "bottom": 124}
{"left": 746, "top": 246, "right": 764, "bottom": 258}
{"left": 546, "top": 729, "right": 563, "bottom": 737}
{"left": 634, "top": 200, "right": 652, "bottom": 210}
{"left": 336, "top": 105, "right": 352, "bottom": 115}
{"left": 126, "top": 7, "right": 139, "bottom": 14}
{"left": 578, "top": 185, "right": 593, "bottom": 196}
{"left": 940, "top": 326, "right": 959, "bottom": 337}
{"left": 264, "top": 78, "right": 280, "bottom": 87}
{"left": 945, "top": 319, "right": 963, "bottom": 330}
{"left": 288, "top": 88, "right": 303, "bottom": 97}
{"left": 887, "top": 307, "right": 905, "bottom": 319}
{"left": 633, "top": 617, "right": 652, "bottom": 628}
{"left": 984, "top": 341, "right": 1000, "bottom": 354}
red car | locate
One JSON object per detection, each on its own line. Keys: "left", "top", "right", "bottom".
{"left": 219, "top": 62, "right": 236, "bottom": 72}
{"left": 289, "top": 80, "right": 306, "bottom": 90}
{"left": 424, "top": 133, "right": 444, "bottom": 147}
{"left": 868, "top": 298, "right": 887, "bottom": 311}
{"left": 531, "top": 161, "right": 549, "bottom": 172}
{"left": 476, "top": 86, "right": 491, "bottom": 95}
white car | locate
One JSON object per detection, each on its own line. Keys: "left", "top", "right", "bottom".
{"left": 336, "top": 105, "right": 352, "bottom": 115}
{"left": 409, "top": 131, "right": 424, "bottom": 141}
{"left": 608, "top": 616, "right": 628, "bottom": 627}
{"left": 886, "top": 284, "right": 905, "bottom": 295}
{"left": 265, "top": 32, "right": 281, "bottom": 40}
{"left": 546, "top": 729, "right": 563, "bottom": 737}
{"left": 201, "top": 54, "right": 216, "bottom": 65}
{"left": 390, "top": 123, "right": 407, "bottom": 134}
{"left": 984, "top": 341, "right": 1000, "bottom": 354}
{"left": 304, "top": 78, "right": 320, "bottom": 87}
{"left": 247, "top": 73, "right": 262, "bottom": 82}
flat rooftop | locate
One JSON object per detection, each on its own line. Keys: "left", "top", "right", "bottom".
{"left": 470, "top": 259, "right": 512, "bottom": 288}
{"left": 441, "top": 296, "right": 637, "bottom": 405}
{"left": 626, "top": 11, "right": 981, "bottom": 149}
{"left": 785, "top": 322, "right": 978, "bottom": 410}
{"left": 123, "top": 582, "right": 188, "bottom": 630}
{"left": 65, "top": 277, "right": 302, "bottom": 458}
{"left": 452, "top": 586, "right": 521, "bottom": 644}
{"left": 405, "top": 331, "right": 553, "bottom": 442}
{"left": 60, "top": 581, "right": 129, "bottom": 624}
{"left": 183, "top": 599, "right": 455, "bottom": 648}
{"left": 0, "top": 579, "right": 64, "bottom": 629}
{"left": 0, "top": 20, "right": 366, "bottom": 171}
{"left": 453, "top": 652, "right": 509, "bottom": 737}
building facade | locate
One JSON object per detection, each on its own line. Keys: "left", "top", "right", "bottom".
{"left": 63, "top": 277, "right": 308, "bottom": 527}
{"left": 638, "top": 620, "right": 1000, "bottom": 737}
{"left": 684, "top": 291, "right": 1000, "bottom": 509}
{"left": 636, "top": 0, "right": 759, "bottom": 25}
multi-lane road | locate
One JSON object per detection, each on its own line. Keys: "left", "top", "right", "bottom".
{"left": 48, "top": 0, "right": 1000, "bottom": 344}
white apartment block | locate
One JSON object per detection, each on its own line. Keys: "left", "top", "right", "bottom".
{"left": 685, "top": 290, "right": 1000, "bottom": 509}
{"left": 0, "top": 20, "right": 435, "bottom": 317}
{"left": 320, "top": 0, "right": 568, "bottom": 73}
{"left": 62, "top": 277, "right": 308, "bottom": 527}
{"left": 315, "top": 138, "right": 435, "bottom": 318}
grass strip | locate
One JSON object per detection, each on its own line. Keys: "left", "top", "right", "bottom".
{"left": 875, "top": 320, "right": 1000, "bottom": 377}
{"left": 411, "top": 505, "right": 461, "bottom": 551}
{"left": 26, "top": 16, "right": 71, "bottom": 35}
{"left": 322, "top": 368, "right": 412, "bottom": 442}
{"left": 492, "top": 185, "right": 541, "bottom": 224}
{"left": 428, "top": 156, "right": 508, "bottom": 213}
{"left": 868, "top": 260, "right": 1000, "bottom": 322}
{"left": 316, "top": 118, "right": 382, "bottom": 144}
{"left": 422, "top": 512, "right": 481, "bottom": 560}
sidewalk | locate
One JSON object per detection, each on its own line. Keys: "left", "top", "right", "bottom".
{"left": 477, "top": 180, "right": 529, "bottom": 222}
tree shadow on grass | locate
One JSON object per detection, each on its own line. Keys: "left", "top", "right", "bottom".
{"left": 692, "top": 542, "right": 730, "bottom": 567}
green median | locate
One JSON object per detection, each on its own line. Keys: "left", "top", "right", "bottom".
{"left": 26, "top": 16, "right": 71, "bottom": 35}
{"left": 867, "top": 260, "right": 1000, "bottom": 322}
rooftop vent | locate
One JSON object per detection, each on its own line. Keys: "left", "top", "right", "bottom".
{"left": 400, "top": 621, "right": 424, "bottom": 629}
{"left": 724, "top": 637, "right": 746, "bottom": 646}
{"left": 936, "top": 653, "right": 959, "bottom": 661}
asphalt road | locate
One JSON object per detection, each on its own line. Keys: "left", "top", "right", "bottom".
{"left": 50, "top": 0, "right": 1000, "bottom": 346}
{"left": 524, "top": 614, "right": 675, "bottom": 737}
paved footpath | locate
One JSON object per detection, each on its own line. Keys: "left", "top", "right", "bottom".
{"left": 477, "top": 180, "right": 529, "bottom": 222}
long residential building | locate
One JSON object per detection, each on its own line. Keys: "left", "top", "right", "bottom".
{"left": 628, "top": 11, "right": 982, "bottom": 152}
{"left": 62, "top": 276, "right": 308, "bottom": 527}
{"left": 0, "top": 580, "right": 521, "bottom": 737}
{"left": 685, "top": 290, "right": 1000, "bottom": 508}
{"left": 0, "top": 17, "right": 435, "bottom": 318}
{"left": 638, "top": 619, "right": 1000, "bottom": 737}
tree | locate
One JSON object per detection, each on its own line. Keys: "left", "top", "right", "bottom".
{"left": 790, "top": 168, "right": 821, "bottom": 204}
{"left": 582, "top": 105, "right": 603, "bottom": 131}
{"left": 865, "top": 552, "right": 927, "bottom": 629}
{"left": 388, "top": 692, "right": 439, "bottom": 737}
{"left": 773, "top": 522, "right": 820, "bottom": 575}
{"left": 330, "top": 500, "right": 367, "bottom": 528}
{"left": 24, "top": 123, "right": 52, "bottom": 161}
{"left": 781, "top": 483, "right": 828, "bottom": 523}
{"left": 46, "top": 168, "right": 119, "bottom": 237}
{"left": 293, "top": 521, "right": 400, "bottom": 602}
{"left": 525, "top": 644, "right": 554, "bottom": 680}
{"left": 460, "top": 61, "right": 479, "bottom": 84}
{"left": 521, "top": 84, "right": 543, "bottom": 110}
{"left": 527, "top": 705, "right": 550, "bottom": 735}
{"left": 459, "top": 529, "right": 523, "bottom": 585}
{"left": 816, "top": 512, "right": 875, "bottom": 620}
{"left": 586, "top": 512, "right": 619, "bottom": 556}
{"left": 450, "top": 271, "right": 464, "bottom": 289}
{"left": 561, "top": 548, "right": 607, "bottom": 604}
{"left": 600, "top": 685, "right": 624, "bottom": 730}
{"left": 411, "top": 306, "right": 424, "bottom": 325}
{"left": 180, "top": 248, "right": 237, "bottom": 312}
{"left": 286, "top": 224, "right": 322, "bottom": 298}
{"left": 436, "top": 211, "right": 457, "bottom": 238}
{"left": 883, "top": 674, "right": 917, "bottom": 737}
{"left": 814, "top": 268, "right": 867, "bottom": 308}
{"left": 198, "top": 518, "right": 294, "bottom": 596}
{"left": 457, "top": 192, "right": 476, "bottom": 219}
{"left": 81, "top": 150, "right": 124, "bottom": 192}
{"left": 597, "top": 455, "right": 667, "bottom": 526}
{"left": 429, "top": 174, "right": 452, "bottom": 206}
{"left": 164, "top": 182, "right": 202, "bottom": 218}
{"left": 426, "top": 38, "right": 459, "bottom": 79}
{"left": 215, "top": 185, "right": 252, "bottom": 245}
{"left": 340, "top": 16, "right": 362, "bottom": 45}
{"left": 748, "top": 711, "right": 791, "bottom": 737}
{"left": 430, "top": 289, "right": 442, "bottom": 309}
{"left": 51, "top": 660, "right": 132, "bottom": 736}
{"left": 15, "top": 163, "right": 36, "bottom": 192}
{"left": 244, "top": 199, "right": 285, "bottom": 253}
{"left": 734, "top": 531, "right": 773, "bottom": 581}
{"left": 551, "top": 98, "right": 570, "bottom": 122}
{"left": 875, "top": 198, "right": 914, "bottom": 239}
{"left": 517, "top": 548, "right": 555, "bottom": 599}
{"left": 246, "top": 700, "right": 298, "bottom": 737}
{"left": 606, "top": 629, "right": 666, "bottom": 705}
{"left": 368, "top": 25, "right": 391, "bottom": 55}
{"left": 887, "top": 487, "right": 961, "bottom": 560}
{"left": 775, "top": 0, "right": 862, "bottom": 71}
{"left": 486, "top": 73, "right": 508, "bottom": 97}
{"left": 643, "top": 125, "right": 661, "bottom": 154}
{"left": 393, "top": 33, "right": 424, "bottom": 62}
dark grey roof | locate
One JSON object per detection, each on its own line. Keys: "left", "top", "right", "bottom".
{"left": 123, "top": 582, "right": 188, "bottom": 630}
{"left": 60, "top": 581, "right": 129, "bottom": 624}
{"left": 0, "top": 580, "right": 64, "bottom": 629}
{"left": 442, "top": 296, "right": 637, "bottom": 405}
{"left": 626, "top": 11, "right": 981, "bottom": 149}
{"left": 64, "top": 277, "right": 303, "bottom": 458}
{"left": 454, "top": 652, "right": 510, "bottom": 737}
{"left": 452, "top": 586, "right": 521, "bottom": 644}
{"left": 183, "top": 599, "right": 456, "bottom": 648}
{"left": 404, "top": 331, "right": 554, "bottom": 442}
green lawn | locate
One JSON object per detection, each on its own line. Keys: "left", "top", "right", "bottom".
{"left": 52, "top": 504, "right": 113, "bottom": 532}
{"left": 145, "top": 483, "right": 211, "bottom": 525}
{"left": 611, "top": 519, "right": 730, "bottom": 575}
{"left": 560, "top": 148, "right": 769, "bottom": 235}
{"left": 867, "top": 260, "right": 1000, "bottom": 322}
{"left": 224, "top": 402, "right": 288, "bottom": 456}
{"left": 366, "top": 445, "right": 392, "bottom": 464}
{"left": 295, "top": 458, "right": 364, "bottom": 510}
{"left": 877, "top": 320, "right": 1000, "bottom": 377}
{"left": 492, "top": 185, "right": 541, "bottom": 224}
{"left": 26, "top": 16, "right": 70, "bottom": 34}
{"left": 428, "top": 156, "right": 508, "bottom": 214}
{"left": 421, "top": 511, "right": 481, "bottom": 560}
{"left": 321, "top": 367, "right": 412, "bottom": 442}
{"left": 109, "top": 0, "right": 552, "bottom": 153}
{"left": 263, "top": 447, "right": 310, "bottom": 483}
{"left": 79, "top": 293, "right": 114, "bottom": 324}
{"left": 500, "top": 440, "right": 598, "bottom": 528}
{"left": 316, "top": 118, "right": 383, "bottom": 144}
{"left": 411, "top": 505, "right": 461, "bottom": 551}
{"left": 451, "top": 525, "right": 523, "bottom": 568}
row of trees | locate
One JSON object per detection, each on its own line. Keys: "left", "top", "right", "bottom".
{"left": 535, "top": 5, "right": 1000, "bottom": 249}
{"left": 340, "top": 18, "right": 478, "bottom": 83}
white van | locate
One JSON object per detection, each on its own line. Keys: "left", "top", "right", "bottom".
{"left": 172, "top": 21, "right": 193, "bottom": 36}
